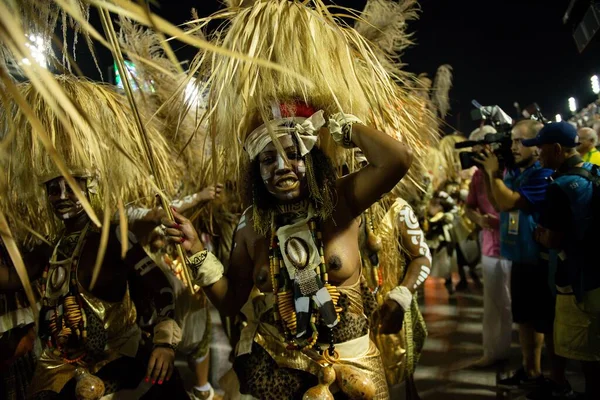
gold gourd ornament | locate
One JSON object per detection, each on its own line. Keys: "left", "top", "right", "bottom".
{"left": 332, "top": 363, "right": 377, "bottom": 400}
{"left": 74, "top": 368, "right": 105, "bottom": 400}
{"left": 303, "top": 364, "right": 336, "bottom": 400}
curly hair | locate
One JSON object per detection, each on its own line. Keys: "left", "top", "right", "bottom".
{"left": 242, "top": 146, "right": 338, "bottom": 234}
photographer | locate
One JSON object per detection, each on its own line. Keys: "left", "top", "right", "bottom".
{"left": 475, "top": 120, "right": 554, "bottom": 389}
{"left": 464, "top": 125, "right": 512, "bottom": 367}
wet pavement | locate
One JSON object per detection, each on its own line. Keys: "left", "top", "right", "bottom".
{"left": 413, "top": 274, "right": 585, "bottom": 400}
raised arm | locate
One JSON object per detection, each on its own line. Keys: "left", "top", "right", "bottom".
{"left": 475, "top": 149, "right": 527, "bottom": 212}
{"left": 121, "top": 184, "right": 224, "bottom": 244}
{"left": 337, "top": 123, "right": 413, "bottom": 218}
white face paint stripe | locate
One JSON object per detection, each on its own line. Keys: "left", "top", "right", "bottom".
{"left": 419, "top": 271, "right": 428, "bottom": 281}
{"left": 59, "top": 180, "right": 68, "bottom": 200}
{"left": 421, "top": 265, "right": 431, "bottom": 275}
{"left": 276, "top": 153, "right": 285, "bottom": 170}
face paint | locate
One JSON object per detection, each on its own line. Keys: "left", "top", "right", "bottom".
{"left": 46, "top": 177, "right": 87, "bottom": 220}
{"left": 257, "top": 135, "right": 307, "bottom": 203}
{"left": 276, "top": 153, "right": 286, "bottom": 170}
{"left": 297, "top": 160, "right": 306, "bottom": 178}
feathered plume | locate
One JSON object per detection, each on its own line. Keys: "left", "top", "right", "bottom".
{"left": 432, "top": 64, "right": 453, "bottom": 119}
{"left": 354, "top": 0, "right": 419, "bottom": 59}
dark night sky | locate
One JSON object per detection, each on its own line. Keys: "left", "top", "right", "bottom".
{"left": 94, "top": 0, "right": 600, "bottom": 134}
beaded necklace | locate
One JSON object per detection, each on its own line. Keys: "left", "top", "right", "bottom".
{"left": 41, "top": 223, "right": 90, "bottom": 363}
{"left": 364, "top": 207, "right": 383, "bottom": 293}
{"left": 269, "top": 216, "right": 340, "bottom": 355}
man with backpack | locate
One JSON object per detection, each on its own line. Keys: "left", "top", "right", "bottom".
{"left": 524, "top": 121, "right": 600, "bottom": 400}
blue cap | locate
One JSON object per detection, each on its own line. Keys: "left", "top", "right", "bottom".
{"left": 521, "top": 121, "right": 578, "bottom": 148}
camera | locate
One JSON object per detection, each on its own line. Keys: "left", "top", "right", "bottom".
{"left": 455, "top": 100, "right": 515, "bottom": 170}
{"left": 456, "top": 131, "right": 514, "bottom": 170}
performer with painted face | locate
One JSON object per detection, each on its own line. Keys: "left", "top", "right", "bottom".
{"left": 167, "top": 100, "right": 412, "bottom": 399}
{"left": 158, "top": 1, "right": 436, "bottom": 397}
{"left": 0, "top": 77, "right": 185, "bottom": 399}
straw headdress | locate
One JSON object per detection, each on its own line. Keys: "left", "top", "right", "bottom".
{"left": 432, "top": 64, "right": 453, "bottom": 120}
{"left": 0, "top": 76, "right": 180, "bottom": 244}
{"left": 190, "top": 0, "right": 436, "bottom": 204}
{"left": 117, "top": 17, "right": 243, "bottom": 240}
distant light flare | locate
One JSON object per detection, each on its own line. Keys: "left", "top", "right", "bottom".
{"left": 21, "top": 34, "right": 47, "bottom": 68}
{"left": 568, "top": 97, "right": 577, "bottom": 113}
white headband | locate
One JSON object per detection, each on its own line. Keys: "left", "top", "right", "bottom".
{"left": 244, "top": 110, "right": 325, "bottom": 160}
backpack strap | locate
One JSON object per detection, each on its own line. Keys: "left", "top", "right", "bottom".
{"left": 558, "top": 165, "right": 600, "bottom": 185}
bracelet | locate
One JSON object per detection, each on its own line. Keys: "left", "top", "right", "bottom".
{"left": 189, "top": 250, "right": 208, "bottom": 270}
{"left": 386, "top": 285, "right": 412, "bottom": 312}
{"left": 153, "top": 343, "right": 177, "bottom": 351}
{"left": 187, "top": 250, "right": 224, "bottom": 287}
{"left": 328, "top": 112, "right": 363, "bottom": 149}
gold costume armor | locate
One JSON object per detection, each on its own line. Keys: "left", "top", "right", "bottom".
{"left": 234, "top": 283, "right": 389, "bottom": 400}
{"left": 29, "top": 281, "right": 139, "bottom": 396}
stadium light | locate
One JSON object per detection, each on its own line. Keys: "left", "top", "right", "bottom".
{"left": 592, "top": 75, "right": 600, "bottom": 95}
{"left": 568, "top": 97, "right": 577, "bottom": 113}
{"left": 555, "top": 114, "right": 562, "bottom": 122}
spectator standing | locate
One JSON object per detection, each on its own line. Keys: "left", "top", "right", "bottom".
{"left": 526, "top": 122, "right": 600, "bottom": 400}
{"left": 475, "top": 120, "right": 553, "bottom": 389}
{"left": 577, "top": 127, "right": 600, "bottom": 165}
{"left": 465, "top": 126, "right": 512, "bottom": 366}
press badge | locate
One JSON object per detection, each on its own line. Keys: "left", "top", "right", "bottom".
{"left": 508, "top": 211, "right": 519, "bottom": 235}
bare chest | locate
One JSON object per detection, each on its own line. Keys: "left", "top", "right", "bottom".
{"left": 248, "top": 219, "right": 360, "bottom": 292}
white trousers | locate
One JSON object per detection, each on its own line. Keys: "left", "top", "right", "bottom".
{"left": 481, "top": 255, "right": 513, "bottom": 361}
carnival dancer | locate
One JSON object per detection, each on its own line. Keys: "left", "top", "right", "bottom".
{"left": 0, "top": 77, "right": 185, "bottom": 399}
{"left": 166, "top": 100, "right": 412, "bottom": 399}
{"left": 159, "top": 0, "right": 434, "bottom": 397}
{"left": 371, "top": 196, "right": 430, "bottom": 399}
